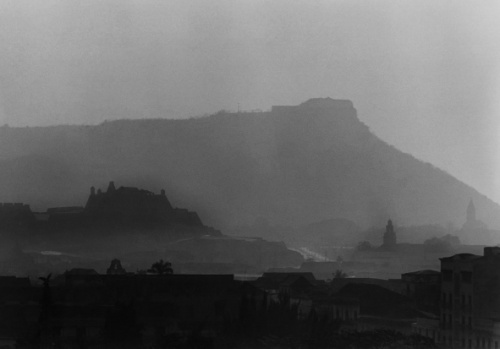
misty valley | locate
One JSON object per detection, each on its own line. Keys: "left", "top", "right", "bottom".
{"left": 1, "top": 99, "right": 499, "bottom": 348}
{"left": 2, "top": 0, "right": 499, "bottom": 346}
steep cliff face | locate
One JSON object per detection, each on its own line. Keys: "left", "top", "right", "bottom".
{"left": 0, "top": 98, "right": 499, "bottom": 232}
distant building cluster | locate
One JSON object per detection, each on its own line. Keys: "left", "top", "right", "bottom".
{"left": 2, "top": 185, "right": 500, "bottom": 348}
{"left": 85, "top": 181, "right": 203, "bottom": 226}
{"left": 0, "top": 235, "right": 498, "bottom": 348}
{"left": 0, "top": 203, "right": 34, "bottom": 229}
{"left": 0, "top": 181, "right": 204, "bottom": 232}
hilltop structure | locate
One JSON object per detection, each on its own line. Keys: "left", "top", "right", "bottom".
{"left": 0, "top": 181, "right": 207, "bottom": 233}
{"left": 2, "top": 98, "right": 500, "bottom": 232}
{"left": 84, "top": 181, "right": 202, "bottom": 226}
{"left": 0, "top": 182, "right": 305, "bottom": 276}
{"left": 0, "top": 203, "right": 35, "bottom": 229}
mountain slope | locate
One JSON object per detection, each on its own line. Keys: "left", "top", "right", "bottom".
{"left": 0, "top": 98, "right": 498, "bottom": 231}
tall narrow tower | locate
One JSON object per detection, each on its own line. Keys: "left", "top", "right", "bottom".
{"left": 383, "top": 219, "right": 397, "bottom": 250}
{"left": 466, "top": 199, "right": 476, "bottom": 223}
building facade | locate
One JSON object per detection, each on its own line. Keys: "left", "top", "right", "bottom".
{"left": 440, "top": 247, "right": 500, "bottom": 348}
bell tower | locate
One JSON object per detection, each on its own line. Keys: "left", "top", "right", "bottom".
{"left": 382, "top": 219, "right": 397, "bottom": 250}
{"left": 466, "top": 199, "right": 476, "bottom": 223}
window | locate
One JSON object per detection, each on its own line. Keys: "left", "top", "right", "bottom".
{"left": 76, "top": 327, "right": 86, "bottom": 340}
{"left": 443, "top": 270, "right": 453, "bottom": 282}
{"left": 455, "top": 273, "right": 461, "bottom": 293}
{"left": 461, "top": 271, "right": 472, "bottom": 283}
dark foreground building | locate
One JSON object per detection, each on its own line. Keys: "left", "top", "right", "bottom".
{"left": 440, "top": 247, "right": 500, "bottom": 348}
{"left": 0, "top": 271, "right": 267, "bottom": 348}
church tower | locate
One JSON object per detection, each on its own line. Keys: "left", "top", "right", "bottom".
{"left": 466, "top": 199, "right": 476, "bottom": 223}
{"left": 107, "top": 181, "right": 116, "bottom": 193}
{"left": 382, "top": 219, "right": 397, "bottom": 250}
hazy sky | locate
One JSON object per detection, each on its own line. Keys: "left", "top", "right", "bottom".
{"left": 1, "top": 1, "right": 500, "bottom": 202}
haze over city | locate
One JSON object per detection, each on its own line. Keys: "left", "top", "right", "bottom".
{"left": 3, "top": 2, "right": 500, "bottom": 348}
{"left": 1, "top": 0, "right": 500, "bottom": 202}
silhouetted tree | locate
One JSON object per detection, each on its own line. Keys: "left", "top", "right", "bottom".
{"left": 357, "top": 240, "right": 374, "bottom": 251}
{"left": 423, "top": 234, "right": 460, "bottom": 253}
{"left": 334, "top": 269, "right": 348, "bottom": 279}
{"left": 147, "top": 259, "right": 173, "bottom": 275}
{"left": 106, "top": 258, "right": 126, "bottom": 275}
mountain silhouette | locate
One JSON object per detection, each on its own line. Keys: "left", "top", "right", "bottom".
{"left": 0, "top": 98, "right": 498, "bottom": 233}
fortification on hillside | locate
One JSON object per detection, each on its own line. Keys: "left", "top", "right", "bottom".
{"left": 0, "top": 181, "right": 206, "bottom": 232}
{"left": 85, "top": 181, "right": 202, "bottom": 226}
{"left": 0, "top": 203, "right": 35, "bottom": 229}
{"left": 271, "top": 98, "right": 354, "bottom": 114}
